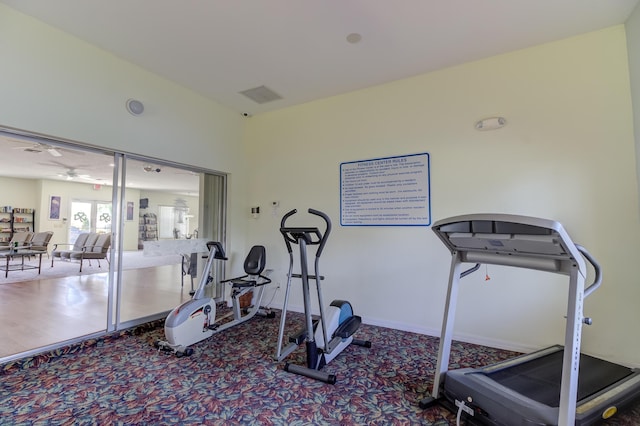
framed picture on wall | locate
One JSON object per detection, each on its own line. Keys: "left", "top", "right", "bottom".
{"left": 49, "top": 196, "right": 61, "bottom": 220}
{"left": 126, "top": 201, "right": 134, "bottom": 221}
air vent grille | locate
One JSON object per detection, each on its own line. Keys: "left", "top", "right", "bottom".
{"left": 239, "top": 85, "right": 282, "bottom": 104}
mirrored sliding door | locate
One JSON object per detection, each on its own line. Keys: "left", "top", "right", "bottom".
{"left": 0, "top": 128, "right": 227, "bottom": 362}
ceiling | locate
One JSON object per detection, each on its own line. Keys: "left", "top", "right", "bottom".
{"left": 1, "top": 0, "right": 638, "bottom": 193}
{"left": 2, "top": 0, "right": 638, "bottom": 116}
{"left": 0, "top": 133, "right": 200, "bottom": 195}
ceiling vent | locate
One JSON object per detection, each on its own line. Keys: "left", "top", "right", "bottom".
{"left": 239, "top": 85, "right": 282, "bottom": 104}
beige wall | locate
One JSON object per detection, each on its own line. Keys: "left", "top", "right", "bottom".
{"left": 0, "top": 4, "right": 251, "bottom": 261}
{"left": 627, "top": 2, "right": 640, "bottom": 200}
{"left": 243, "top": 26, "right": 640, "bottom": 366}
{"left": 2, "top": 4, "right": 639, "bottom": 367}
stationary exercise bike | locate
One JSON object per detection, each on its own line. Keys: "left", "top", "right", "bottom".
{"left": 156, "top": 242, "right": 273, "bottom": 357}
{"left": 275, "top": 208, "right": 370, "bottom": 383}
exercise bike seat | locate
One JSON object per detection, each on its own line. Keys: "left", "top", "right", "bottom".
{"left": 222, "top": 245, "right": 272, "bottom": 288}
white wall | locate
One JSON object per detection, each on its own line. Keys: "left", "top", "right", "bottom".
{"left": 0, "top": 176, "right": 141, "bottom": 250}
{"left": 138, "top": 190, "right": 199, "bottom": 238}
{"left": 0, "top": 4, "right": 251, "bottom": 260}
{"left": 243, "top": 26, "right": 640, "bottom": 366}
{"left": 0, "top": 177, "right": 38, "bottom": 242}
{"left": 38, "top": 180, "right": 142, "bottom": 250}
{"left": 0, "top": 177, "right": 37, "bottom": 212}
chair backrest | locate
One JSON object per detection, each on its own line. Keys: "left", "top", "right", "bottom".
{"left": 30, "top": 231, "right": 53, "bottom": 248}
{"left": 244, "top": 245, "right": 266, "bottom": 275}
{"left": 11, "top": 231, "right": 34, "bottom": 247}
{"left": 72, "top": 233, "right": 90, "bottom": 251}
{"left": 91, "top": 233, "right": 111, "bottom": 253}
{"left": 83, "top": 233, "right": 100, "bottom": 249}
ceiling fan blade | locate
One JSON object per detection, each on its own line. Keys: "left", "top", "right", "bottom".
{"left": 47, "top": 148, "right": 62, "bottom": 157}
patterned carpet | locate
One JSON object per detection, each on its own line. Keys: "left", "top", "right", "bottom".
{"left": 1, "top": 310, "right": 639, "bottom": 425}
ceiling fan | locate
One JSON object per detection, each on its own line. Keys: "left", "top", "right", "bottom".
{"left": 5, "top": 136, "right": 87, "bottom": 158}
{"left": 8, "top": 139, "right": 64, "bottom": 157}
{"left": 40, "top": 161, "right": 93, "bottom": 181}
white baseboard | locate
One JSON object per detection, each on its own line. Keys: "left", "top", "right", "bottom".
{"left": 277, "top": 305, "right": 640, "bottom": 367}
{"left": 362, "top": 315, "right": 539, "bottom": 354}
{"left": 281, "top": 303, "right": 537, "bottom": 354}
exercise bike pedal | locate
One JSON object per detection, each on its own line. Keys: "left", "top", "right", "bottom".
{"left": 154, "top": 341, "right": 172, "bottom": 352}
{"left": 175, "top": 348, "right": 194, "bottom": 357}
{"left": 155, "top": 341, "right": 195, "bottom": 357}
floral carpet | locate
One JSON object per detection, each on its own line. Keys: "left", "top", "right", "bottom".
{"left": 1, "top": 311, "right": 639, "bottom": 425}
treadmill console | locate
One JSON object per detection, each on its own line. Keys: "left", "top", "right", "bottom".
{"left": 432, "top": 213, "right": 585, "bottom": 275}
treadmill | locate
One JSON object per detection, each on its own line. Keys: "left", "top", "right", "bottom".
{"left": 420, "top": 213, "right": 640, "bottom": 425}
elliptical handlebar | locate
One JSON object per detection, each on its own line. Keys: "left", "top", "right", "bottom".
{"left": 308, "top": 208, "right": 331, "bottom": 257}
{"left": 280, "top": 208, "right": 297, "bottom": 229}
{"left": 279, "top": 208, "right": 331, "bottom": 257}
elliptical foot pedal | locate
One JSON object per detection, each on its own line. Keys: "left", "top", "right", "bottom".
{"left": 334, "top": 315, "right": 362, "bottom": 339}
{"left": 289, "top": 328, "right": 307, "bottom": 345}
{"left": 352, "top": 338, "right": 372, "bottom": 348}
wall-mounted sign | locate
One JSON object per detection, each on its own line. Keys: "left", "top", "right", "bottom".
{"left": 340, "top": 153, "right": 431, "bottom": 226}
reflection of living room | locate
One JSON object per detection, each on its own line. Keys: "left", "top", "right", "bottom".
{"left": 0, "top": 176, "right": 199, "bottom": 253}
{"left": 138, "top": 190, "right": 199, "bottom": 245}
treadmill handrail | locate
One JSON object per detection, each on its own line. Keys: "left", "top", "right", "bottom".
{"left": 424, "top": 213, "right": 601, "bottom": 426}
{"left": 576, "top": 244, "right": 602, "bottom": 298}
{"left": 461, "top": 263, "right": 480, "bottom": 278}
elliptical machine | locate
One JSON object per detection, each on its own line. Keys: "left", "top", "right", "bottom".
{"left": 157, "top": 242, "right": 273, "bottom": 357}
{"left": 275, "top": 208, "right": 370, "bottom": 383}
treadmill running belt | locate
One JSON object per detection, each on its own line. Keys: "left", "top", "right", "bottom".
{"left": 484, "top": 349, "right": 635, "bottom": 407}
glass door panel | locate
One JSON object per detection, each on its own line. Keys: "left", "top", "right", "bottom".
{"left": 117, "top": 158, "right": 213, "bottom": 325}
{"left": 69, "top": 201, "right": 93, "bottom": 243}
{"left": 69, "top": 201, "right": 112, "bottom": 242}
{"left": 0, "top": 130, "right": 226, "bottom": 361}
{"left": 96, "top": 202, "right": 112, "bottom": 234}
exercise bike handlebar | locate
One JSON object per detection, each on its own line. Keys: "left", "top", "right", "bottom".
{"left": 206, "top": 241, "right": 228, "bottom": 260}
{"left": 279, "top": 208, "right": 331, "bottom": 257}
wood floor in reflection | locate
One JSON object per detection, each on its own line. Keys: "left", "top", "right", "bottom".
{"left": 0, "top": 264, "right": 190, "bottom": 359}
